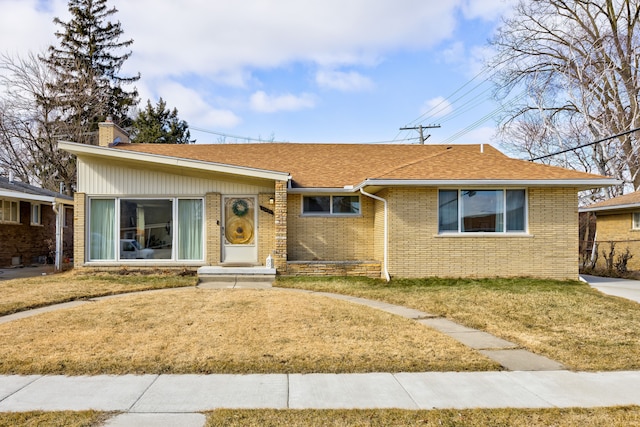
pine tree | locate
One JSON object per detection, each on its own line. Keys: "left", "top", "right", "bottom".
{"left": 131, "top": 98, "right": 194, "bottom": 144}
{"left": 42, "top": 0, "right": 139, "bottom": 143}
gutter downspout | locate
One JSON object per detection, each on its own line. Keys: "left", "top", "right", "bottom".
{"left": 52, "top": 201, "right": 62, "bottom": 271}
{"left": 359, "top": 188, "right": 390, "bottom": 282}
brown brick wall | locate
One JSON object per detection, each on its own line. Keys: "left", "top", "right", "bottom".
{"left": 287, "top": 194, "right": 376, "bottom": 261}
{"left": 384, "top": 187, "right": 579, "bottom": 280}
{"left": 593, "top": 212, "right": 640, "bottom": 270}
{"left": 0, "top": 201, "right": 69, "bottom": 267}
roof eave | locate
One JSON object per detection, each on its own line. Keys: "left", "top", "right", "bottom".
{"left": 0, "top": 189, "right": 72, "bottom": 204}
{"left": 58, "top": 141, "right": 291, "bottom": 182}
{"left": 580, "top": 202, "right": 640, "bottom": 213}
{"left": 354, "top": 178, "right": 620, "bottom": 191}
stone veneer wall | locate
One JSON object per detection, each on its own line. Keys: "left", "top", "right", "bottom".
{"left": 286, "top": 261, "right": 381, "bottom": 278}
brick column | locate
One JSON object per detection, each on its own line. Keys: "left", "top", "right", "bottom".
{"left": 205, "top": 192, "right": 221, "bottom": 265}
{"left": 74, "top": 193, "right": 85, "bottom": 266}
{"left": 274, "top": 181, "right": 288, "bottom": 273}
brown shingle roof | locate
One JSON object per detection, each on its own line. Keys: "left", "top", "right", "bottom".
{"left": 111, "top": 142, "right": 610, "bottom": 188}
{"left": 583, "top": 191, "right": 640, "bottom": 210}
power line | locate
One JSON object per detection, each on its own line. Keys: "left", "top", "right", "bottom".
{"left": 189, "top": 126, "right": 417, "bottom": 145}
{"left": 528, "top": 127, "right": 640, "bottom": 161}
{"left": 399, "top": 124, "right": 441, "bottom": 144}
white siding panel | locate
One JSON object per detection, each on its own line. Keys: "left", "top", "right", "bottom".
{"left": 78, "top": 160, "right": 273, "bottom": 195}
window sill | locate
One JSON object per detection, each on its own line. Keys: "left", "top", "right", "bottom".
{"left": 300, "top": 214, "right": 362, "bottom": 218}
{"left": 84, "top": 261, "right": 205, "bottom": 267}
{"left": 434, "top": 232, "right": 533, "bottom": 238}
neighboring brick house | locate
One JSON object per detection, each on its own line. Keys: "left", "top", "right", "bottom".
{"left": 59, "top": 120, "right": 616, "bottom": 281}
{"left": 0, "top": 176, "right": 74, "bottom": 269}
{"left": 580, "top": 191, "right": 640, "bottom": 271}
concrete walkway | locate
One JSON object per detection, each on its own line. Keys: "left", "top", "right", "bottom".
{"left": 581, "top": 274, "right": 640, "bottom": 303}
{"left": 1, "top": 283, "right": 639, "bottom": 426}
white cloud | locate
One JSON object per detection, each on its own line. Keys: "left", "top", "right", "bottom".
{"left": 249, "top": 91, "right": 316, "bottom": 113}
{"left": 115, "top": 1, "right": 463, "bottom": 81}
{"left": 421, "top": 96, "right": 453, "bottom": 118}
{"left": 315, "top": 69, "right": 374, "bottom": 92}
{"left": 138, "top": 80, "right": 241, "bottom": 129}
{"left": 461, "top": 0, "right": 516, "bottom": 21}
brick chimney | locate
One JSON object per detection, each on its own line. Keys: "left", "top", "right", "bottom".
{"left": 98, "top": 117, "right": 130, "bottom": 147}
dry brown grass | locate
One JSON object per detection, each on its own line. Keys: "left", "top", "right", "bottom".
{"left": 0, "top": 270, "right": 196, "bottom": 316}
{"left": 0, "top": 410, "right": 110, "bottom": 427}
{"left": 0, "top": 288, "right": 498, "bottom": 375}
{"left": 2, "top": 407, "right": 639, "bottom": 426}
{"left": 277, "top": 276, "right": 640, "bottom": 371}
{"left": 205, "top": 407, "right": 640, "bottom": 426}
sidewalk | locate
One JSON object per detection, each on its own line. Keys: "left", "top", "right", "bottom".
{"left": 580, "top": 274, "right": 640, "bottom": 303}
{"left": 1, "top": 371, "right": 639, "bottom": 425}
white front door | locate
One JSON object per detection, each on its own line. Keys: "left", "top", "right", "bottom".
{"left": 222, "top": 196, "right": 258, "bottom": 264}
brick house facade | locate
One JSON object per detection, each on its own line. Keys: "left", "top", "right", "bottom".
{"left": 60, "top": 121, "right": 616, "bottom": 281}
{"left": 0, "top": 177, "right": 73, "bottom": 268}
{"left": 581, "top": 191, "right": 640, "bottom": 271}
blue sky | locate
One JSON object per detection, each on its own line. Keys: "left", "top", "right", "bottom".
{"left": 0, "top": 0, "right": 516, "bottom": 145}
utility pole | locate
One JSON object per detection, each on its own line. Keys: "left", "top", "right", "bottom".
{"left": 399, "top": 124, "right": 441, "bottom": 144}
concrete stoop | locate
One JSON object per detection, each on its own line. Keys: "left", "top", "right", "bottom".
{"left": 197, "top": 266, "right": 275, "bottom": 289}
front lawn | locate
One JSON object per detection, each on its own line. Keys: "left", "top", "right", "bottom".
{"left": 0, "top": 270, "right": 196, "bottom": 316}
{"left": 0, "top": 288, "right": 497, "bottom": 374}
{"left": 277, "top": 276, "right": 640, "bottom": 371}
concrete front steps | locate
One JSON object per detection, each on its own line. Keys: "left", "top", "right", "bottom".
{"left": 197, "top": 266, "right": 275, "bottom": 289}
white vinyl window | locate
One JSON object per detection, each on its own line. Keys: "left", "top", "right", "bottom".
{"left": 31, "top": 203, "right": 41, "bottom": 225}
{"left": 0, "top": 199, "right": 19, "bottom": 223}
{"left": 302, "top": 195, "right": 360, "bottom": 215}
{"left": 88, "top": 197, "right": 203, "bottom": 262}
{"left": 632, "top": 212, "right": 640, "bottom": 229}
{"left": 439, "top": 189, "right": 527, "bottom": 233}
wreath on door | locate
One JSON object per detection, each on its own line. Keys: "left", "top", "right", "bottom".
{"left": 232, "top": 199, "right": 249, "bottom": 217}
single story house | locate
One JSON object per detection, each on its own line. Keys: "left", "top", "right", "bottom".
{"left": 59, "top": 120, "right": 616, "bottom": 281}
{"left": 580, "top": 191, "right": 640, "bottom": 271}
{"left": 0, "top": 175, "right": 74, "bottom": 270}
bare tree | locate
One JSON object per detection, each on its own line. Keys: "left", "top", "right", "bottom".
{"left": 491, "top": 0, "right": 640, "bottom": 200}
{"left": 0, "top": 53, "right": 76, "bottom": 193}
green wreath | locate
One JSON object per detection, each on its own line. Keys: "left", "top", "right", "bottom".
{"left": 232, "top": 199, "right": 249, "bottom": 217}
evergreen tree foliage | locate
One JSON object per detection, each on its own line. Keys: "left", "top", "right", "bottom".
{"left": 42, "top": 0, "right": 139, "bottom": 143}
{"left": 131, "top": 98, "right": 194, "bottom": 144}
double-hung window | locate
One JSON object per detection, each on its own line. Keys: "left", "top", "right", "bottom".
{"left": 0, "top": 199, "right": 19, "bottom": 223}
{"left": 302, "top": 195, "right": 360, "bottom": 215}
{"left": 633, "top": 212, "right": 640, "bottom": 229}
{"left": 31, "top": 203, "right": 41, "bottom": 225}
{"left": 88, "top": 197, "right": 204, "bottom": 261}
{"left": 438, "top": 189, "right": 526, "bottom": 233}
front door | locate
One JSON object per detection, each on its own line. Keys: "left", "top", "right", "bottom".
{"left": 222, "top": 196, "right": 258, "bottom": 264}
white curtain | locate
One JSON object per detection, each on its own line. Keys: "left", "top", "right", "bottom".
{"left": 90, "top": 199, "right": 115, "bottom": 260}
{"left": 178, "top": 199, "right": 203, "bottom": 260}
{"left": 506, "top": 190, "right": 526, "bottom": 231}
